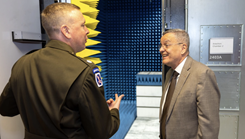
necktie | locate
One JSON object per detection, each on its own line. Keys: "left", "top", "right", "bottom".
{"left": 161, "top": 71, "right": 179, "bottom": 139}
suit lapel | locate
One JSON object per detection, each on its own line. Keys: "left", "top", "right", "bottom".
{"left": 166, "top": 56, "right": 192, "bottom": 122}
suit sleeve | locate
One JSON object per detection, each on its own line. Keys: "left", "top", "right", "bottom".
{"left": 78, "top": 66, "right": 120, "bottom": 139}
{"left": 0, "top": 81, "right": 19, "bottom": 116}
{"left": 196, "top": 69, "right": 220, "bottom": 139}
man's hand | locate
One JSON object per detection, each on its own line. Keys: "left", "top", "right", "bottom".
{"left": 106, "top": 94, "right": 124, "bottom": 110}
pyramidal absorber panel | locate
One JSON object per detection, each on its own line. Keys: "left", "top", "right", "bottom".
{"left": 104, "top": 0, "right": 162, "bottom": 138}
{"left": 71, "top": 0, "right": 103, "bottom": 68}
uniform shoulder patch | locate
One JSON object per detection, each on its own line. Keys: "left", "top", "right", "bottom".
{"left": 92, "top": 68, "right": 100, "bottom": 74}
{"left": 93, "top": 68, "right": 103, "bottom": 87}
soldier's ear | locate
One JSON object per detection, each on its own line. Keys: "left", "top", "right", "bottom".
{"left": 61, "top": 25, "right": 71, "bottom": 39}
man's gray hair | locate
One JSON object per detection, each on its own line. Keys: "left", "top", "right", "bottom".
{"left": 162, "top": 29, "right": 190, "bottom": 48}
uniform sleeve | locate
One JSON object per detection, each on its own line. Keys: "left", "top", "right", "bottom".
{"left": 0, "top": 81, "right": 19, "bottom": 116}
{"left": 197, "top": 69, "right": 220, "bottom": 139}
{"left": 77, "top": 66, "right": 120, "bottom": 139}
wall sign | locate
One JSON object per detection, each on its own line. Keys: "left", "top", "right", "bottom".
{"left": 210, "top": 37, "right": 234, "bottom": 54}
{"left": 200, "top": 25, "right": 243, "bottom": 66}
{"left": 209, "top": 37, "right": 234, "bottom": 61}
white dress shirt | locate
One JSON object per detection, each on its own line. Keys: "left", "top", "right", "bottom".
{"left": 161, "top": 57, "right": 188, "bottom": 114}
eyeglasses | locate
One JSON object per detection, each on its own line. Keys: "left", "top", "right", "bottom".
{"left": 158, "top": 43, "right": 183, "bottom": 50}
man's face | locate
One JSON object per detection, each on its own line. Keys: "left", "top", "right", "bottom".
{"left": 159, "top": 33, "right": 184, "bottom": 69}
{"left": 69, "top": 10, "right": 89, "bottom": 53}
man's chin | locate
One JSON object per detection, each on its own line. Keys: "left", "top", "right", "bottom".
{"left": 78, "top": 47, "right": 86, "bottom": 52}
{"left": 162, "top": 60, "right": 167, "bottom": 65}
{"left": 162, "top": 61, "right": 170, "bottom": 67}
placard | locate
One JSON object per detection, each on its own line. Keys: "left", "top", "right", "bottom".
{"left": 209, "top": 37, "right": 233, "bottom": 61}
{"left": 210, "top": 37, "right": 234, "bottom": 54}
{"left": 200, "top": 25, "right": 242, "bottom": 66}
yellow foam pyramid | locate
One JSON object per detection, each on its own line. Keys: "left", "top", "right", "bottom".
{"left": 83, "top": 11, "right": 99, "bottom": 19}
{"left": 74, "top": 1, "right": 98, "bottom": 13}
{"left": 72, "top": 1, "right": 99, "bottom": 19}
{"left": 80, "top": 2, "right": 99, "bottom": 19}
{"left": 83, "top": 15, "right": 100, "bottom": 30}
{"left": 87, "top": 28, "right": 101, "bottom": 38}
{"left": 80, "top": 0, "right": 99, "bottom": 8}
{"left": 72, "top": 0, "right": 103, "bottom": 74}
{"left": 86, "top": 39, "right": 101, "bottom": 46}
{"left": 76, "top": 48, "right": 101, "bottom": 58}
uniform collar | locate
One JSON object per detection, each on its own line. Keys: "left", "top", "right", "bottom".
{"left": 46, "top": 40, "right": 75, "bottom": 55}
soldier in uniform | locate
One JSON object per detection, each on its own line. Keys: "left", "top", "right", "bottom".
{"left": 0, "top": 3, "right": 124, "bottom": 139}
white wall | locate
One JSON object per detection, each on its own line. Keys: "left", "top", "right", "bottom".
{"left": 0, "top": 0, "right": 42, "bottom": 138}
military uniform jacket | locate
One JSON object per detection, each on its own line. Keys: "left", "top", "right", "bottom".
{"left": 0, "top": 40, "right": 120, "bottom": 139}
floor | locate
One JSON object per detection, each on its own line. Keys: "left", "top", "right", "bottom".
{"left": 124, "top": 117, "right": 160, "bottom": 139}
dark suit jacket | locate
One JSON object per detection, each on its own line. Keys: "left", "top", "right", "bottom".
{"left": 0, "top": 40, "right": 120, "bottom": 139}
{"left": 160, "top": 56, "right": 220, "bottom": 139}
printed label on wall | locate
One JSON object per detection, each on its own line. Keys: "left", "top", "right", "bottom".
{"left": 209, "top": 37, "right": 234, "bottom": 61}
{"left": 210, "top": 37, "right": 234, "bottom": 54}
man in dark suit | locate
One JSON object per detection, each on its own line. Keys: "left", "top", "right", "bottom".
{"left": 0, "top": 3, "right": 124, "bottom": 139}
{"left": 159, "top": 29, "right": 220, "bottom": 139}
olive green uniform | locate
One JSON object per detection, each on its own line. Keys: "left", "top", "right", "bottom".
{"left": 0, "top": 40, "right": 119, "bottom": 139}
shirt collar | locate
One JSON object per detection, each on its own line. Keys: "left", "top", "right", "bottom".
{"left": 175, "top": 56, "right": 188, "bottom": 74}
{"left": 46, "top": 40, "right": 75, "bottom": 55}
